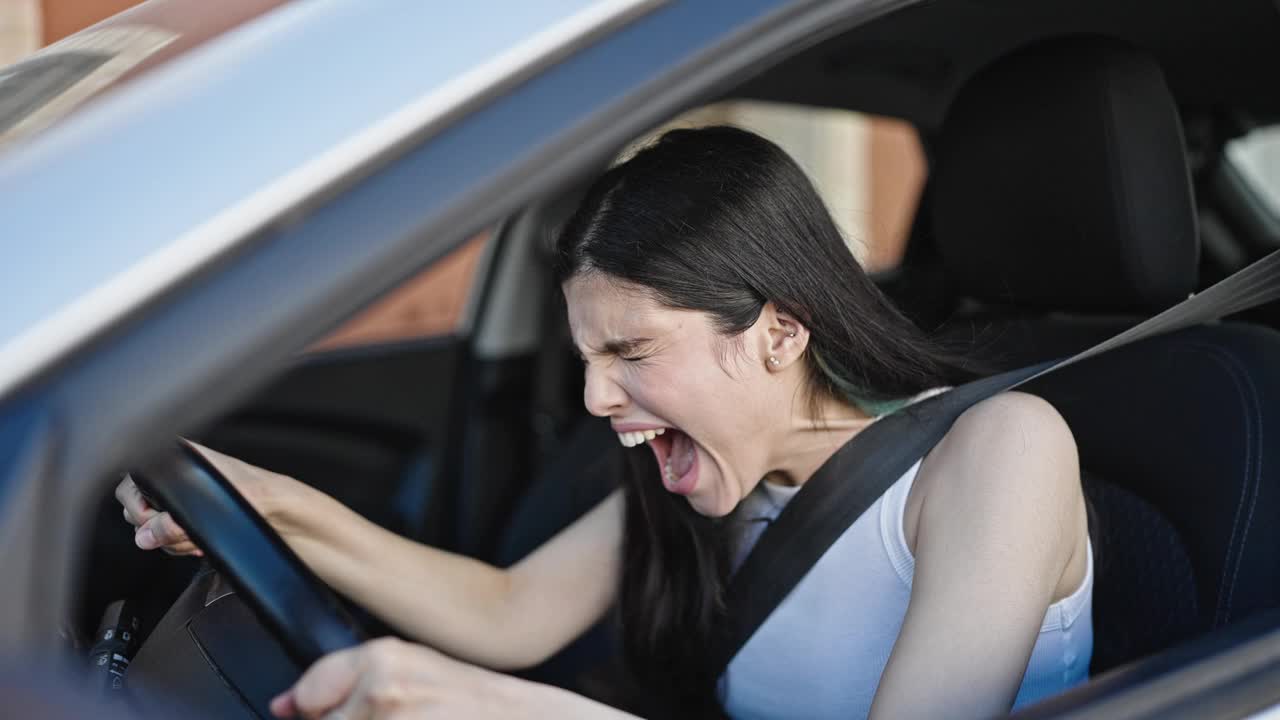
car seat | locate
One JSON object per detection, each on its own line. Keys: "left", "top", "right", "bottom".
{"left": 932, "top": 38, "right": 1280, "bottom": 672}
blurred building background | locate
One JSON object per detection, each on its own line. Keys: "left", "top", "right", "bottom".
{"left": 2, "top": 0, "right": 141, "bottom": 61}
{"left": 0, "top": 0, "right": 39, "bottom": 67}
{"left": 644, "top": 101, "right": 924, "bottom": 272}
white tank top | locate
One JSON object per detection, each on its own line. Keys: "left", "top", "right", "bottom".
{"left": 721, "top": 458, "right": 1094, "bottom": 719}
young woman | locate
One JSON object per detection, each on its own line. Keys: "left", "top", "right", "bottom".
{"left": 118, "top": 126, "right": 1092, "bottom": 720}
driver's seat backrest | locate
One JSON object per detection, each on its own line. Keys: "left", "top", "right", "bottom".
{"left": 932, "top": 38, "right": 1280, "bottom": 672}
{"left": 1028, "top": 325, "right": 1280, "bottom": 671}
{"left": 932, "top": 37, "right": 1198, "bottom": 366}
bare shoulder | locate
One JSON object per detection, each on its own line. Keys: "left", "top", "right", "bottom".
{"left": 935, "top": 391, "right": 1077, "bottom": 476}
{"left": 881, "top": 394, "right": 1090, "bottom": 720}
{"left": 950, "top": 391, "right": 1075, "bottom": 454}
{"left": 914, "top": 391, "right": 1081, "bottom": 534}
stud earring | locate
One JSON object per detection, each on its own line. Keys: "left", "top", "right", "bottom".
{"left": 787, "top": 332, "right": 796, "bottom": 338}
{"left": 768, "top": 356, "right": 781, "bottom": 366}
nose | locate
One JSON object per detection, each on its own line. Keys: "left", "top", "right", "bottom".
{"left": 583, "top": 363, "right": 628, "bottom": 417}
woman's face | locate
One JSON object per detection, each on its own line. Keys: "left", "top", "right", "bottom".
{"left": 564, "top": 274, "right": 785, "bottom": 517}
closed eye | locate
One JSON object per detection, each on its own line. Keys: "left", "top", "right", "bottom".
{"left": 575, "top": 337, "right": 656, "bottom": 364}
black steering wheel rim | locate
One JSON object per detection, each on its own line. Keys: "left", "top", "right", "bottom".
{"left": 130, "top": 441, "right": 365, "bottom": 668}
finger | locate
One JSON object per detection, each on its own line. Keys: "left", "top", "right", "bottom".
{"left": 150, "top": 511, "right": 189, "bottom": 545}
{"left": 115, "top": 476, "right": 156, "bottom": 523}
{"left": 136, "top": 512, "right": 187, "bottom": 550}
{"left": 122, "top": 504, "right": 153, "bottom": 529}
{"left": 269, "top": 689, "right": 298, "bottom": 718}
{"left": 160, "top": 541, "right": 204, "bottom": 557}
{"left": 276, "top": 646, "right": 365, "bottom": 719}
{"left": 114, "top": 475, "right": 136, "bottom": 508}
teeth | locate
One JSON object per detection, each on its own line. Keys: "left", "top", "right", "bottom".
{"left": 616, "top": 429, "right": 667, "bottom": 447}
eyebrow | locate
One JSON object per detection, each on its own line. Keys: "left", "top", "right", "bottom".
{"left": 577, "top": 336, "right": 656, "bottom": 359}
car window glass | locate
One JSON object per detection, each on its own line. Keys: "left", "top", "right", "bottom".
{"left": 631, "top": 100, "right": 926, "bottom": 273}
{"left": 308, "top": 232, "right": 489, "bottom": 353}
{"left": 1226, "top": 124, "right": 1280, "bottom": 217}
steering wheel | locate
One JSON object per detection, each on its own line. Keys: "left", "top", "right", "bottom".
{"left": 129, "top": 441, "right": 366, "bottom": 668}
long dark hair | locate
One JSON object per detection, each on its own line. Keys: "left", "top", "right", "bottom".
{"left": 554, "top": 126, "right": 974, "bottom": 716}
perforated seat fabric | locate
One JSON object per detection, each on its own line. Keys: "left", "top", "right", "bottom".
{"left": 1079, "top": 473, "right": 1198, "bottom": 672}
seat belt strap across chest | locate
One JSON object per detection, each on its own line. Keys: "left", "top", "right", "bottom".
{"left": 707, "top": 249, "right": 1280, "bottom": 677}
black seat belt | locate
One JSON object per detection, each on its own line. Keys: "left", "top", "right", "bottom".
{"left": 707, "top": 248, "right": 1280, "bottom": 678}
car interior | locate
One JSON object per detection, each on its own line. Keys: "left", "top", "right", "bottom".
{"left": 62, "top": 0, "right": 1280, "bottom": 717}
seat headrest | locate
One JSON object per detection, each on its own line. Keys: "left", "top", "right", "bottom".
{"left": 932, "top": 38, "right": 1199, "bottom": 312}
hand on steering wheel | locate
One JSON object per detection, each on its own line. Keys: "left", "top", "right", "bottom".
{"left": 118, "top": 473, "right": 202, "bottom": 556}
{"left": 128, "top": 441, "right": 366, "bottom": 667}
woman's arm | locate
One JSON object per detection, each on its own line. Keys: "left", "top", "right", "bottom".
{"left": 122, "top": 442, "right": 625, "bottom": 671}
{"left": 869, "top": 392, "right": 1087, "bottom": 720}
{"left": 277, "top": 485, "right": 624, "bottom": 670}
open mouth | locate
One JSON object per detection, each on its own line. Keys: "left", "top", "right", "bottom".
{"left": 616, "top": 427, "right": 699, "bottom": 495}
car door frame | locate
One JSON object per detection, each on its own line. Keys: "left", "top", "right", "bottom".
{"left": 7, "top": 0, "right": 1280, "bottom": 717}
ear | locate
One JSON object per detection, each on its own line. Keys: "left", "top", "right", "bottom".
{"left": 757, "top": 302, "right": 809, "bottom": 372}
